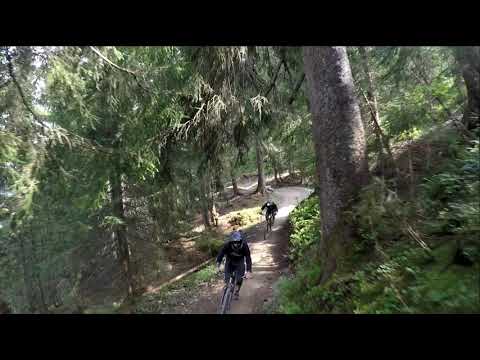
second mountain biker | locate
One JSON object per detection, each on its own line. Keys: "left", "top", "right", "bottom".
{"left": 261, "top": 200, "right": 278, "bottom": 223}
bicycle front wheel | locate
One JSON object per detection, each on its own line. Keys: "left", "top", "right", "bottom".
{"left": 219, "top": 286, "right": 231, "bottom": 314}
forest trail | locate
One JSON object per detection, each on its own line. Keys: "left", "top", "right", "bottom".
{"left": 176, "top": 185, "right": 313, "bottom": 314}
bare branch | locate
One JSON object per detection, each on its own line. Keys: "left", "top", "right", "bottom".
{"left": 288, "top": 73, "right": 305, "bottom": 105}
{"left": 89, "top": 46, "right": 152, "bottom": 93}
{"left": 3, "top": 47, "right": 47, "bottom": 131}
{"left": 0, "top": 78, "right": 12, "bottom": 89}
{"left": 264, "top": 60, "right": 283, "bottom": 98}
{"left": 89, "top": 46, "right": 137, "bottom": 76}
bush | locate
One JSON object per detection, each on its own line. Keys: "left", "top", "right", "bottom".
{"left": 227, "top": 207, "right": 261, "bottom": 228}
{"left": 420, "top": 140, "right": 480, "bottom": 236}
{"left": 276, "top": 256, "right": 324, "bottom": 314}
{"left": 351, "top": 177, "right": 412, "bottom": 250}
{"left": 350, "top": 242, "right": 480, "bottom": 314}
{"left": 273, "top": 138, "right": 480, "bottom": 314}
{"left": 288, "top": 195, "right": 321, "bottom": 264}
{"left": 196, "top": 233, "right": 224, "bottom": 257}
{"left": 276, "top": 240, "right": 479, "bottom": 314}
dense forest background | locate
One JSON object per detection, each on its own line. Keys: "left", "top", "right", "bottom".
{"left": 0, "top": 46, "right": 478, "bottom": 314}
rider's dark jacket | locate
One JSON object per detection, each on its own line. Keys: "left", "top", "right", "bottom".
{"left": 261, "top": 202, "right": 278, "bottom": 214}
{"left": 216, "top": 239, "right": 252, "bottom": 272}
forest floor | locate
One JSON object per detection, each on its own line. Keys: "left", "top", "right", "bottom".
{"left": 130, "top": 185, "right": 313, "bottom": 314}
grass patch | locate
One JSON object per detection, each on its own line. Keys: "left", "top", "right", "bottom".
{"left": 131, "top": 264, "right": 220, "bottom": 314}
{"left": 225, "top": 206, "right": 262, "bottom": 228}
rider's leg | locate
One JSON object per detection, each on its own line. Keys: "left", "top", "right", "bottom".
{"left": 224, "top": 261, "right": 232, "bottom": 285}
{"left": 234, "top": 263, "right": 245, "bottom": 299}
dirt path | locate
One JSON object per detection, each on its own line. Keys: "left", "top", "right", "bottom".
{"left": 181, "top": 186, "right": 313, "bottom": 314}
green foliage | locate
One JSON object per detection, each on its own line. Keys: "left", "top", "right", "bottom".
{"left": 420, "top": 140, "right": 480, "bottom": 236}
{"left": 196, "top": 232, "right": 224, "bottom": 257}
{"left": 288, "top": 195, "right": 321, "bottom": 263}
{"left": 226, "top": 207, "right": 261, "bottom": 228}
{"left": 275, "top": 256, "right": 324, "bottom": 314}
{"left": 350, "top": 242, "right": 479, "bottom": 314}
{"left": 132, "top": 264, "right": 219, "bottom": 314}
{"left": 275, "top": 135, "right": 479, "bottom": 314}
{"left": 349, "top": 46, "right": 462, "bottom": 143}
{"left": 276, "top": 240, "right": 479, "bottom": 314}
{"left": 351, "top": 177, "right": 412, "bottom": 251}
{"left": 2, "top": 45, "right": 476, "bottom": 313}
{"left": 180, "top": 264, "right": 218, "bottom": 289}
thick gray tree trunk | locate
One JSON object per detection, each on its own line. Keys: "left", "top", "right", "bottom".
{"left": 303, "top": 46, "right": 370, "bottom": 283}
{"left": 255, "top": 136, "right": 266, "bottom": 194}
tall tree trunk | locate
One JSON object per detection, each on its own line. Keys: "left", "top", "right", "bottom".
{"left": 214, "top": 163, "right": 225, "bottom": 198}
{"left": 207, "top": 177, "right": 218, "bottom": 226}
{"left": 19, "top": 235, "right": 37, "bottom": 313}
{"left": 452, "top": 47, "right": 480, "bottom": 260}
{"left": 36, "top": 275, "right": 49, "bottom": 313}
{"left": 209, "top": 201, "right": 219, "bottom": 227}
{"left": 303, "top": 46, "right": 370, "bottom": 284}
{"left": 255, "top": 136, "right": 266, "bottom": 194}
{"left": 358, "top": 47, "right": 398, "bottom": 178}
{"left": 287, "top": 157, "right": 294, "bottom": 176}
{"left": 0, "top": 297, "right": 11, "bottom": 314}
{"left": 230, "top": 163, "right": 240, "bottom": 196}
{"left": 453, "top": 47, "right": 480, "bottom": 130}
{"left": 270, "top": 153, "right": 281, "bottom": 185}
{"left": 200, "top": 172, "right": 211, "bottom": 228}
{"left": 231, "top": 176, "right": 240, "bottom": 195}
{"left": 147, "top": 196, "right": 162, "bottom": 243}
{"left": 110, "top": 167, "right": 135, "bottom": 298}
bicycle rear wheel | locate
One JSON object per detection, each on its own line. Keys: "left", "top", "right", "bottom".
{"left": 265, "top": 215, "right": 273, "bottom": 239}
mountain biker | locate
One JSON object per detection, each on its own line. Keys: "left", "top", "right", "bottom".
{"left": 260, "top": 200, "right": 278, "bottom": 223}
{"left": 216, "top": 228, "right": 252, "bottom": 300}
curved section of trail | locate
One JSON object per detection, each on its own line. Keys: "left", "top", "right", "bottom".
{"left": 183, "top": 186, "right": 313, "bottom": 314}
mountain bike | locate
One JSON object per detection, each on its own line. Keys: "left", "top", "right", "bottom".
{"left": 217, "top": 270, "right": 246, "bottom": 314}
{"left": 264, "top": 211, "right": 276, "bottom": 239}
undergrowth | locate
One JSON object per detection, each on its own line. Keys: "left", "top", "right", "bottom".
{"left": 132, "top": 264, "right": 219, "bottom": 314}
{"left": 226, "top": 206, "right": 262, "bottom": 228}
{"left": 195, "top": 231, "right": 224, "bottom": 257}
{"left": 288, "top": 195, "right": 321, "bottom": 263}
{"left": 273, "top": 135, "right": 479, "bottom": 314}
